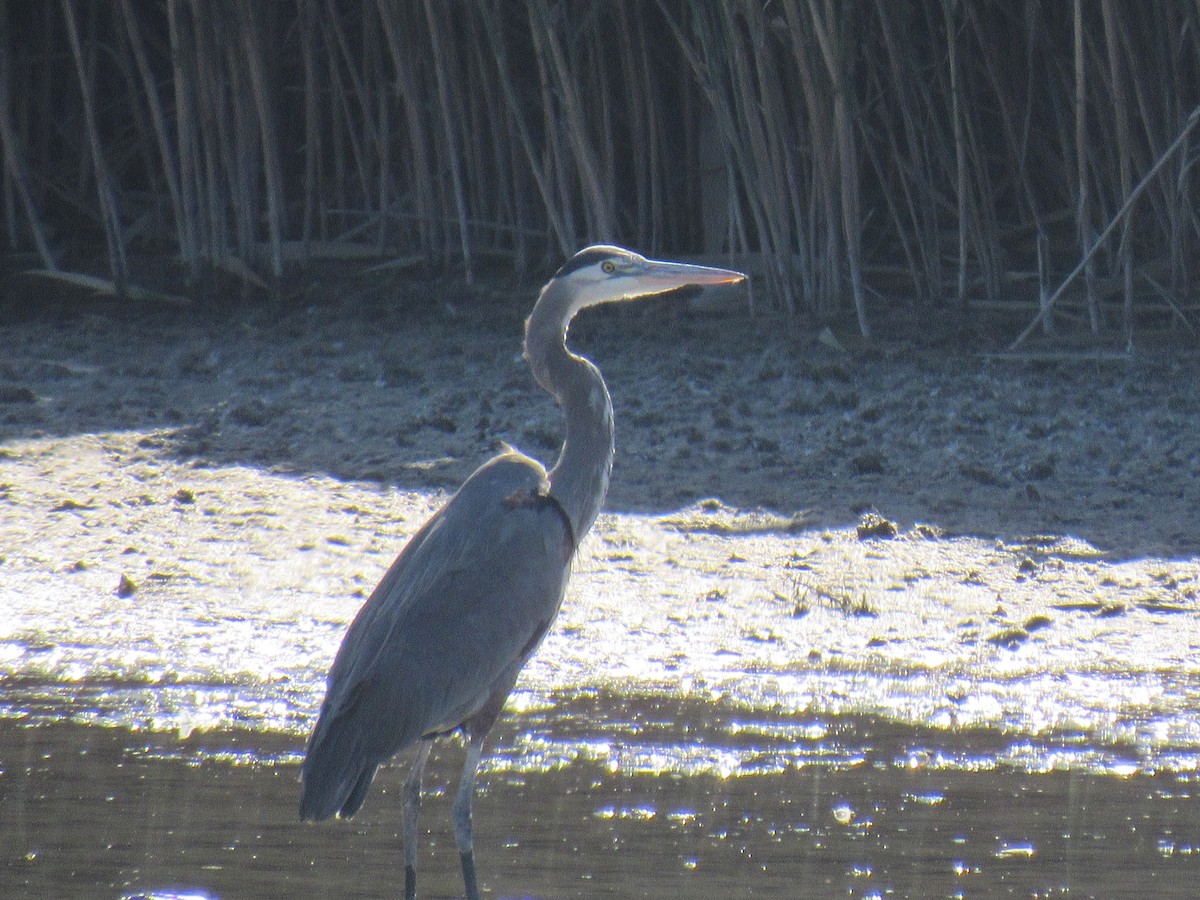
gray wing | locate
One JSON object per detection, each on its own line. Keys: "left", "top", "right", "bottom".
{"left": 299, "top": 451, "right": 574, "bottom": 820}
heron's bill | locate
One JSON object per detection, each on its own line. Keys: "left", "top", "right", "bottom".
{"left": 637, "top": 258, "right": 748, "bottom": 292}
{"left": 624, "top": 259, "right": 744, "bottom": 304}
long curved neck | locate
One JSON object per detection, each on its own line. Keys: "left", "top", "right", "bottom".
{"left": 524, "top": 280, "right": 614, "bottom": 543}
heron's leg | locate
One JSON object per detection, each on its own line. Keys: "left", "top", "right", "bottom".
{"left": 453, "top": 734, "right": 486, "bottom": 900}
{"left": 403, "top": 741, "right": 432, "bottom": 900}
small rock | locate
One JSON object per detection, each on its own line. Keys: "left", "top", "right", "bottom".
{"left": 116, "top": 574, "right": 137, "bottom": 597}
{"left": 856, "top": 511, "right": 898, "bottom": 539}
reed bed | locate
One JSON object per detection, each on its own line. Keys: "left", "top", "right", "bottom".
{"left": 2, "top": 1, "right": 1200, "bottom": 344}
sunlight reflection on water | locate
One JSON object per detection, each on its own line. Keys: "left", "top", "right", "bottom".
{"left": 5, "top": 632, "right": 1200, "bottom": 780}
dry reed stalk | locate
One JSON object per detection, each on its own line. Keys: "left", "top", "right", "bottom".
{"left": 1010, "top": 105, "right": 1200, "bottom": 350}
{"left": 779, "top": 0, "right": 836, "bottom": 312}
{"left": 528, "top": 0, "right": 616, "bottom": 243}
{"left": 615, "top": 5, "right": 663, "bottom": 250}
{"left": 60, "top": 0, "right": 128, "bottom": 289}
{"left": 235, "top": 4, "right": 285, "bottom": 281}
{"left": 968, "top": 6, "right": 1051, "bottom": 328}
{"left": 655, "top": 4, "right": 788, "bottom": 308}
{"left": 421, "top": 0, "right": 473, "bottom": 281}
{"left": 475, "top": 0, "right": 573, "bottom": 257}
{"left": 872, "top": 0, "right": 941, "bottom": 306}
{"left": 728, "top": 2, "right": 803, "bottom": 309}
{"left": 0, "top": 10, "right": 56, "bottom": 269}
{"left": 954, "top": 7, "right": 1011, "bottom": 304}
{"left": 1073, "top": 0, "right": 1099, "bottom": 333}
{"left": 464, "top": 16, "right": 530, "bottom": 267}
{"left": 119, "top": 0, "right": 191, "bottom": 268}
{"left": 190, "top": 5, "right": 231, "bottom": 266}
{"left": 377, "top": 0, "right": 436, "bottom": 260}
{"left": 165, "top": 0, "right": 203, "bottom": 277}
{"left": 531, "top": 4, "right": 580, "bottom": 251}
{"left": 28, "top": 269, "right": 189, "bottom": 307}
{"left": 216, "top": 22, "right": 255, "bottom": 269}
{"left": 372, "top": 24, "right": 393, "bottom": 251}
{"left": 325, "top": 2, "right": 378, "bottom": 239}
{"left": 808, "top": 0, "right": 868, "bottom": 335}
{"left": 667, "top": 2, "right": 796, "bottom": 314}
{"left": 1100, "top": 0, "right": 1133, "bottom": 342}
{"left": 7, "top": 2, "right": 1200, "bottom": 339}
{"left": 720, "top": 4, "right": 795, "bottom": 309}
{"left": 942, "top": 0, "right": 969, "bottom": 306}
{"left": 298, "top": 0, "right": 318, "bottom": 246}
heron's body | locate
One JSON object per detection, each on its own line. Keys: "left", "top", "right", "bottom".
{"left": 300, "top": 246, "right": 745, "bottom": 899}
{"left": 299, "top": 452, "right": 573, "bottom": 820}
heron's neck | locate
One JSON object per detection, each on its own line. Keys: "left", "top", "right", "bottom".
{"left": 524, "top": 282, "right": 614, "bottom": 543}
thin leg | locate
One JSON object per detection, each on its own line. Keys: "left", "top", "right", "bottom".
{"left": 403, "top": 741, "right": 432, "bottom": 900}
{"left": 453, "top": 735, "right": 486, "bottom": 900}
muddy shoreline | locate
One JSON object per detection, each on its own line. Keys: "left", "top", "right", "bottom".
{"left": 3, "top": 277, "right": 1199, "bottom": 559}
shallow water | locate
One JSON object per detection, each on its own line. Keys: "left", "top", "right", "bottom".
{"left": 3, "top": 445, "right": 1200, "bottom": 896}
{"left": 5, "top": 709, "right": 1200, "bottom": 899}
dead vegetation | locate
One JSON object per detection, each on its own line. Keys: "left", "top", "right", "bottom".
{"left": 2, "top": 3, "right": 1200, "bottom": 346}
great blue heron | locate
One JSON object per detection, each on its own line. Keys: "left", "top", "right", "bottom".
{"left": 299, "top": 245, "right": 746, "bottom": 899}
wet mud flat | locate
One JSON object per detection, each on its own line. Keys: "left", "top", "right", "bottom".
{"left": 2, "top": 282, "right": 1200, "bottom": 896}
{"left": 5, "top": 712, "right": 1200, "bottom": 899}
{"left": 2, "top": 281, "right": 1198, "bottom": 559}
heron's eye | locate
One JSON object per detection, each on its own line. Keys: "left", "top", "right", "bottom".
{"left": 601, "top": 260, "right": 616, "bottom": 274}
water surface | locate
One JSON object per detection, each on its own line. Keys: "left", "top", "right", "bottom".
{"left": 6, "top": 706, "right": 1200, "bottom": 899}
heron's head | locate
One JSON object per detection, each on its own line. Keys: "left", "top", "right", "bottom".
{"left": 552, "top": 245, "right": 746, "bottom": 313}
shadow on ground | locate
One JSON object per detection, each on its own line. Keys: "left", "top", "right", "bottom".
{"left": 2, "top": 271, "right": 1198, "bottom": 560}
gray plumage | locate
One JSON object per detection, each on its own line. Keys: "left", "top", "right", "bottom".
{"left": 299, "top": 453, "right": 572, "bottom": 820}
{"left": 299, "top": 245, "right": 745, "bottom": 899}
